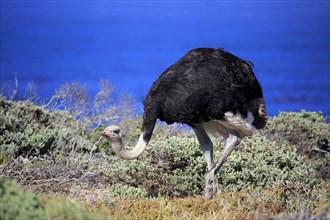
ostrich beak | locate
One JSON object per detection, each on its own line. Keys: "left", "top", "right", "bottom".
{"left": 101, "top": 130, "right": 111, "bottom": 137}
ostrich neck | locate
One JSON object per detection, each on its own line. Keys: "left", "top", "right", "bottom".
{"left": 111, "top": 133, "right": 147, "bottom": 160}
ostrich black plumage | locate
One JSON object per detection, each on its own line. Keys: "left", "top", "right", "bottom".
{"left": 102, "top": 48, "right": 267, "bottom": 199}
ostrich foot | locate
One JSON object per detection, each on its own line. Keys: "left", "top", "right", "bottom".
{"left": 203, "top": 170, "right": 220, "bottom": 199}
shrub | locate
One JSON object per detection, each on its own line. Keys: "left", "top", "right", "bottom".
{"left": 0, "top": 97, "right": 112, "bottom": 192}
{"left": 104, "top": 136, "right": 205, "bottom": 197}
{"left": 264, "top": 111, "right": 330, "bottom": 157}
{"left": 218, "top": 134, "right": 317, "bottom": 191}
{"left": 0, "top": 79, "right": 136, "bottom": 158}
{"left": 148, "top": 136, "right": 206, "bottom": 197}
{"left": 104, "top": 134, "right": 319, "bottom": 197}
{"left": 264, "top": 111, "right": 330, "bottom": 180}
{"left": 0, "top": 97, "right": 85, "bottom": 158}
{"left": 1, "top": 86, "right": 329, "bottom": 218}
{"left": 0, "top": 177, "right": 107, "bottom": 220}
{"left": 107, "top": 183, "right": 149, "bottom": 199}
{"left": 0, "top": 177, "right": 46, "bottom": 220}
{"left": 1, "top": 87, "right": 328, "bottom": 201}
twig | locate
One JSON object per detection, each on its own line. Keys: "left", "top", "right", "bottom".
{"left": 78, "top": 138, "right": 101, "bottom": 166}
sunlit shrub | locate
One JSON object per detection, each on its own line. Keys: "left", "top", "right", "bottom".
{"left": 0, "top": 97, "right": 77, "bottom": 157}
{"left": 0, "top": 97, "right": 111, "bottom": 193}
{"left": 0, "top": 85, "right": 329, "bottom": 220}
{"left": 104, "top": 134, "right": 319, "bottom": 197}
{"left": 1, "top": 82, "right": 329, "bottom": 219}
{"left": 103, "top": 136, "right": 204, "bottom": 197}
{"left": 107, "top": 183, "right": 149, "bottom": 199}
{"left": 0, "top": 79, "right": 136, "bottom": 158}
{"left": 265, "top": 111, "right": 329, "bottom": 157}
{"left": 264, "top": 111, "right": 330, "bottom": 180}
{"left": 148, "top": 136, "right": 205, "bottom": 197}
{"left": 219, "top": 134, "right": 317, "bottom": 191}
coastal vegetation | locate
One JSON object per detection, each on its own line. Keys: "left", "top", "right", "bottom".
{"left": 0, "top": 81, "right": 329, "bottom": 219}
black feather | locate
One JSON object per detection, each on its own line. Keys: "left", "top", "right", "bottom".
{"left": 142, "top": 48, "right": 266, "bottom": 141}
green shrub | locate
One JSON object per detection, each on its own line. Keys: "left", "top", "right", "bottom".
{"left": 105, "top": 136, "right": 205, "bottom": 197}
{"left": 1, "top": 94, "right": 328, "bottom": 201}
{"left": 1, "top": 88, "right": 329, "bottom": 219}
{"left": 107, "top": 183, "right": 149, "bottom": 199}
{"left": 264, "top": 111, "right": 330, "bottom": 180}
{"left": 105, "top": 134, "right": 319, "bottom": 197}
{"left": 218, "top": 134, "right": 317, "bottom": 191}
{"left": 0, "top": 177, "right": 46, "bottom": 220}
{"left": 264, "top": 111, "right": 330, "bottom": 157}
{"left": 0, "top": 97, "right": 85, "bottom": 158}
{"left": 0, "top": 97, "right": 112, "bottom": 193}
{"left": 148, "top": 136, "right": 206, "bottom": 197}
{"left": 0, "top": 177, "right": 107, "bottom": 220}
{"left": 106, "top": 155, "right": 161, "bottom": 197}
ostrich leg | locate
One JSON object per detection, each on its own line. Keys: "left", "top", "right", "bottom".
{"left": 214, "top": 131, "right": 241, "bottom": 174}
{"left": 206, "top": 130, "right": 241, "bottom": 199}
{"left": 193, "top": 127, "right": 218, "bottom": 198}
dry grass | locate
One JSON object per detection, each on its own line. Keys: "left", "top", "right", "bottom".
{"left": 81, "top": 184, "right": 330, "bottom": 220}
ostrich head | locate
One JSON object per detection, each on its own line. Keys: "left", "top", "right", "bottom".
{"left": 101, "top": 125, "right": 148, "bottom": 160}
{"left": 101, "top": 125, "right": 122, "bottom": 142}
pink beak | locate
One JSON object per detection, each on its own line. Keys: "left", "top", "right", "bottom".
{"left": 101, "top": 130, "right": 111, "bottom": 136}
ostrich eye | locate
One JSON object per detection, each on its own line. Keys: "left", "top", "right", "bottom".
{"left": 112, "top": 129, "right": 120, "bottom": 134}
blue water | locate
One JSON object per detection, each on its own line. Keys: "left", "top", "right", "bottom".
{"left": 1, "top": 1, "right": 329, "bottom": 117}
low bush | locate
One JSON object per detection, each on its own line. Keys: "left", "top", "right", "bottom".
{"left": 0, "top": 97, "right": 112, "bottom": 192}
{"left": 265, "top": 111, "right": 329, "bottom": 157}
{"left": 0, "top": 87, "right": 329, "bottom": 219}
{"left": 0, "top": 97, "right": 90, "bottom": 158}
{"left": 218, "top": 136, "right": 313, "bottom": 191}
{"left": 104, "top": 134, "right": 320, "bottom": 198}
{"left": 264, "top": 111, "right": 330, "bottom": 180}
{"left": 105, "top": 136, "right": 205, "bottom": 197}
{"left": 1, "top": 97, "right": 328, "bottom": 197}
{"left": 107, "top": 183, "right": 149, "bottom": 199}
{"left": 0, "top": 177, "right": 45, "bottom": 220}
{"left": 0, "top": 177, "right": 107, "bottom": 220}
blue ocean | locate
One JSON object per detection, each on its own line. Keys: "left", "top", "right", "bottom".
{"left": 1, "top": 1, "right": 329, "bottom": 117}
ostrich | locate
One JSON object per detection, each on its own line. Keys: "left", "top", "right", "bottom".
{"left": 101, "top": 48, "right": 267, "bottom": 199}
